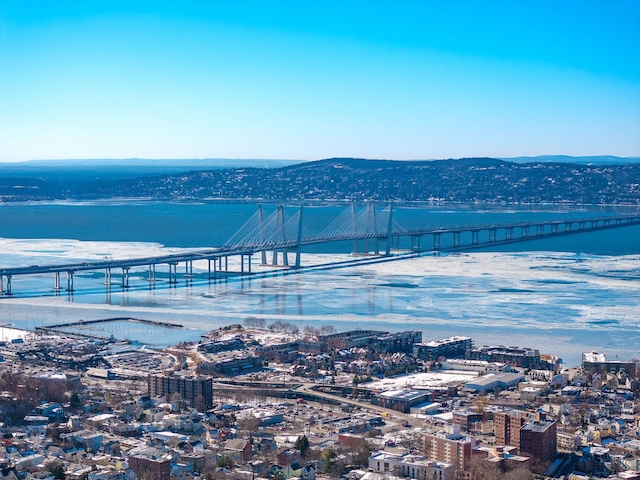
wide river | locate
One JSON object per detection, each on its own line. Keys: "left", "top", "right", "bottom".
{"left": 1, "top": 201, "right": 639, "bottom": 367}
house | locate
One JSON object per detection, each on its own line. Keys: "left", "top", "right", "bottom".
{"left": 277, "top": 449, "right": 302, "bottom": 467}
{"left": 281, "top": 461, "right": 303, "bottom": 479}
{"left": 224, "top": 438, "right": 252, "bottom": 461}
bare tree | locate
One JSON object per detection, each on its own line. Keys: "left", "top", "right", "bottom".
{"left": 194, "top": 394, "right": 207, "bottom": 412}
{"left": 237, "top": 415, "right": 262, "bottom": 439}
{"left": 244, "top": 317, "right": 259, "bottom": 328}
{"left": 319, "top": 325, "right": 337, "bottom": 335}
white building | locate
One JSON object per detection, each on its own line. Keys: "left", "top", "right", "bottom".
{"left": 369, "top": 451, "right": 454, "bottom": 480}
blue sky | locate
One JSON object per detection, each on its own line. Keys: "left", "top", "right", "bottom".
{"left": 1, "top": 1, "right": 639, "bottom": 161}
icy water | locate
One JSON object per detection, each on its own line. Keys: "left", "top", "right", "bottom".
{"left": 1, "top": 201, "right": 639, "bottom": 366}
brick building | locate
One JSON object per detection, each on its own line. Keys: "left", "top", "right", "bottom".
{"left": 493, "top": 410, "right": 529, "bottom": 451}
{"left": 519, "top": 416, "right": 557, "bottom": 467}
{"left": 128, "top": 449, "right": 172, "bottom": 480}
{"left": 148, "top": 374, "right": 213, "bottom": 410}
{"left": 421, "top": 425, "right": 477, "bottom": 473}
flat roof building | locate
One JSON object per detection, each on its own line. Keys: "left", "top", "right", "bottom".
{"left": 372, "top": 389, "right": 431, "bottom": 413}
{"left": 494, "top": 410, "right": 529, "bottom": 451}
{"left": 148, "top": 373, "right": 213, "bottom": 410}
{"left": 467, "top": 345, "right": 543, "bottom": 369}
{"left": 421, "top": 425, "right": 477, "bottom": 473}
{"left": 414, "top": 336, "right": 472, "bottom": 361}
{"left": 519, "top": 417, "right": 557, "bottom": 467}
{"left": 464, "top": 372, "right": 524, "bottom": 393}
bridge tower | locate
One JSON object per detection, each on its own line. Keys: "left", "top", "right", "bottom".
{"left": 295, "top": 205, "right": 304, "bottom": 268}
{"left": 385, "top": 202, "right": 394, "bottom": 256}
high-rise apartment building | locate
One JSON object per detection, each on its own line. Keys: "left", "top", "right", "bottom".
{"left": 421, "top": 425, "right": 477, "bottom": 472}
{"left": 148, "top": 373, "right": 213, "bottom": 410}
{"left": 519, "top": 417, "right": 557, "bottom": 467}
{"left": 493, "top": 410, "right": 529, "bottom": 451}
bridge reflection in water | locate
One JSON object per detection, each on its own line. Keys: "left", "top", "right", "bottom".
{"left": 1, "top": 202, "right": 638, "bottom": 296}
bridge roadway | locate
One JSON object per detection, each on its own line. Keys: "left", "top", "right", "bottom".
{"left": 1, "top": 213, "right": 638, "bottom": 295}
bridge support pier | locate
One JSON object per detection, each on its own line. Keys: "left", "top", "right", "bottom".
{"left": 105, "top": 268, "right": 111, "bottom": 286}
{"left": 207, "top": 259, "right": 215, "bottom": 280}
{"left": 489, "top": 229, "right": 497, "bottom": 242}
{"left": 54, "top": 272, "right": 61, "bottom": 291}
{"left": 453, "top": 232, "right": 461, "bottom": 247}
{"left": 241, "top": 254, "right": 253, "bottom": 273}
{"left": 521, "top": 227, "right": 529, "bottom": 238}
{"left": 579, "top": 221, "right": 585, "bottom": 230}
{"left": 472, "top": 231, "right": 479, "bottom": 244}
{"left": 67, "top": 272, "right": 74, "bottom": 292}
{"left": 0, "top": 275, "right": 3, "bottom": 295}
{"left": 505, "top": 227, "right": 513, "bottom": 240}
{"left": 551, "top": 224, "right": 558, "bottom": 233}
{"left": 148, "top": 264, "right": 156, "bottom": 282}
{"left": 537, "top": 225, "right": 544, "bottom": 235}
{"left": 168, "top": 263, "right": 178, "bottom": 284}
{"left": 432, "top": 233, "right": 441, "bottom": 251}
{"left": 4, "top": 275, "right": 11, "bottom": 295}
{"left": 185, "top": 260, "right": 193, "bottom": 279}
{"left": 121, "top": 267, "right": 130, "bottom": 288}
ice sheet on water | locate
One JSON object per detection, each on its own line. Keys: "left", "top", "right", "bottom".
{"left": 1, "top": 238, "right": 639, "bottom": 365}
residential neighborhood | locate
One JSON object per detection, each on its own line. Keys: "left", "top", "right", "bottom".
{"left": 0, "top": 321, "right": 639, "bottom": 480}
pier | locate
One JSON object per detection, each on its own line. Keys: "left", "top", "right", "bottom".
{"left": 34, "top": 317, "right": 183, "bottom": 339}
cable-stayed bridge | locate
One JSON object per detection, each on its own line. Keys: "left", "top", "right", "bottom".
{"left": 1, "top": 203, "right": 638, "bottom": 296}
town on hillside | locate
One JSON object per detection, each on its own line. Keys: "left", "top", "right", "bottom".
{"left": 0, "top": 319, "right": 639, "bottom": 480}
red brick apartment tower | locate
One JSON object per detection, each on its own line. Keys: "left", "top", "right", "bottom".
{"left": 519, "top": 414, "right": 557, "bottom": 468}
{"left": 493, "top": 410, "right": 528, "bottom": 451}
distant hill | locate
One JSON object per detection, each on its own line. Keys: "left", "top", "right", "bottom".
{"left": 0, "top": 158, "right": 301, "bottom": 182}
{"left": 501, "top": 155, "right": 640, "bottom": 165}
{"left": 1, "top": 157, "right": 639, "bottom": 204}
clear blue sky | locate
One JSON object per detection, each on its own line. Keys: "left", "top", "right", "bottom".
{"left": 1, "top": 1, "right": 639, "bottom": 162}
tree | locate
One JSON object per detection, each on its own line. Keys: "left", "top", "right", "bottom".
{"left": 321, "top": 448, "right": 337, "bottom": 473}
{"left": 244, "top": 316, "right": 257, "bottom": 328}
{"left": 319, "top": 325, "right": 336, "bottom": 335}
{"left": 70, "top": 392, "right": 81, "bottom": 409}
{"left": 237, "top": 415, "right": 262, "bottom": 439}
{"left": 216, "top": 456, "right": 235, "bottom": 469}
{"left": 295, "top": 435, "right": 310, "bottom": 457}
{"left": 502, "top": 466, "right": 533, "bottom": 480}
{"left": 49, "top": 463, "right": 66, "bottom": 480}
{"left": 194, "top": 394, "right": 207, "bottom": 412}
{"left": 354, "top": 441, "right": 372, "bottom": 467}
{"left": 49, "top": 423, "right": 62, "bottom": 443}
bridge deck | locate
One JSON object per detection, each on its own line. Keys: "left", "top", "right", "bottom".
{"left": 0, "top": 211, "right": 638, "bottom": 296}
